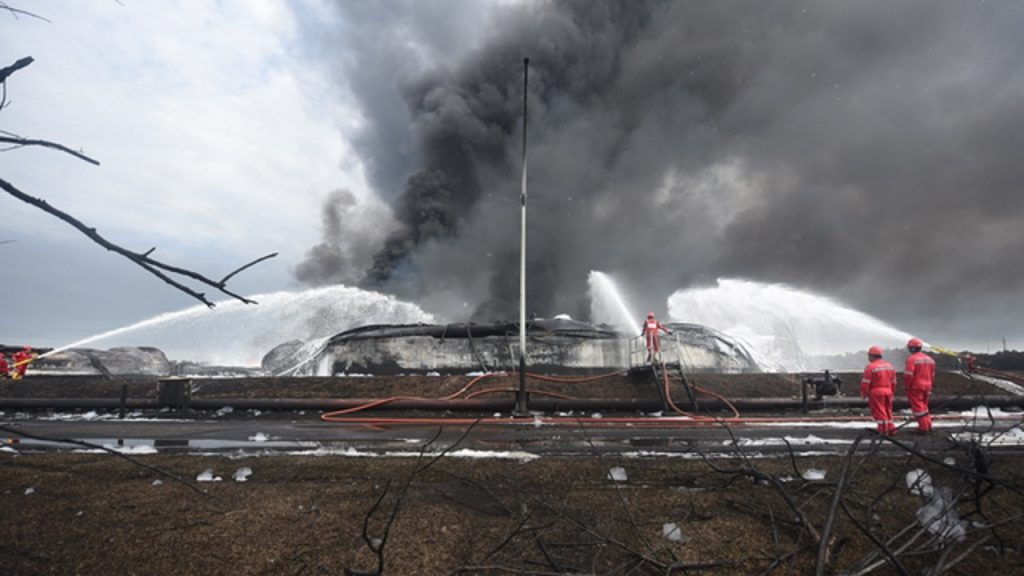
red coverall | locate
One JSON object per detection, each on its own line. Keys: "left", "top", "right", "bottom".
{"left": 861, "top": 358, "right": 897, "bottom": 435}
{"left": 642, "top": 316, "right": 670, "bottom": 358}
{"left": 0, "top": 354, "right": 8, "bottom": 378}
{"left": 12, "top": 350, "right": 31, "bottom": 380}
{"left": 904, "top": 351, "right": 935, "bottom": 431}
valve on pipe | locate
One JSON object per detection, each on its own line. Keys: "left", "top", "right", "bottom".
{"left": 801, "top": 370, "right": 842, "bottom": 413}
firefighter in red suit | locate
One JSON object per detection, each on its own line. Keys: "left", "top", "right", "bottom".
{"left": 641, "top": 312, "right": 671, "bottom": 362}
{"left": 0, "top": 353, "right": 8, "bottom": 378}
{"left": 904, "top": 337, "right": 935, "bottom": 432}
{"left": 12, "top": 346, "right": 34, "bottom": 380}
{"left": 861, "top": 345, "right": 897, "bottom": 435}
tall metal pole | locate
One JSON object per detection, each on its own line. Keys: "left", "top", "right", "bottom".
{"left": 515, "top": 58, "right": 530, "bottom": 416}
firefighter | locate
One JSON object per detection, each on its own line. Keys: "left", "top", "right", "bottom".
{"left": 0, "top": 352, "right": 8, "bottom": 379}
{"left": 904, "top": 337, "right": 935, "bottom": 433}
{"left": 11, "top": 346, "right": 35, "bottom": 380}
{"left": 860, "top": 345, "right": 897, "bottom": 436}
{"left": 641, "top": 312, "right": 671, "bottom": 363}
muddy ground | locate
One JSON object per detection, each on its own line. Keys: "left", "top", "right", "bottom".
{"left": 2, "top": 372, "right": 1023, "bottom": 575}
{"left": 3, "top": 444, "right": 1024, "bottom": 576}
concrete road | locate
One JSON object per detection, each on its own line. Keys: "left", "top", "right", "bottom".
{"left": 3, "top": 409, "right": 1021, "bottom": 458}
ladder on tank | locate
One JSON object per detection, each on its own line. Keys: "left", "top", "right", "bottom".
{"left": 631, "top": 334, "right": 699, "bottom": 413}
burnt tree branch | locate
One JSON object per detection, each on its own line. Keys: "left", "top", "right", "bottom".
{"left": 1, "top": 55, "right": 275, "bottom": 306}
{"left": 0, "top": 56, "right": 34, "bottom": 84}
{"left": 0, "top": 4, "right": 50, "bottom": 23}
{"left": 347, "top": 421, "right": 481, "bottom": 576}
{"left": 0, "top": 176, "right": 276, "bottom": 307}
{"left": 0, "top": 134, "right": 100, "bottom": 165}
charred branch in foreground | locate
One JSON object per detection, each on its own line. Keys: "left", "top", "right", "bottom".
{"left": 0, "top": 3, "right": 50, "bottom": 23}
{"left": 346, "top": 421, "right": 481, "bottom": 576}
{"left": 0, "top": 176, "right": 277, "bottom": 307}
{"left": 0, "top": 56, "right": 34, "bottom": 111}
{"left": 0, "top": 56, "right": 276, "bottom": 306}
{"left": 0, "top": 133, "right": 100, "bottom": 165}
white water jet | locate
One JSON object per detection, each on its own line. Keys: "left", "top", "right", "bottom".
{"left": 588, "top": 271, "right": 639, "bottom": 334}
{"left": 52, "top": 286, "right": 434, "bottom": 367}
{"left": 667, "top": 278, "right": 914, "bottom": 372}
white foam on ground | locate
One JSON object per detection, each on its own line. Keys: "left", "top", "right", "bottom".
{"left": 956, "top": 406, "right": 1024, "bottom": 421}
{"left": 802, "top": 468, "right": 827, "bottom": 481}
{"left": 723, "top": 434, "right": 849, "bottom": 447}
{"left": 38, "top": 412, "right": 189, "bottom": 423}
{"left": 103, "top": 443, "right": 158, "bottom": 455}
{"left": 953, "top": 426, "right": 1024, "bottom": 447}
{"left": 622, "top": 450, "right": 838, "bottom": 460}
{"left": 273, "top": 446, "right": 540, "bottom": 462}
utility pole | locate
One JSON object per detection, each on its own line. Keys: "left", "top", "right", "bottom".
{"left": 515, "top": 57, "right": 530, "bottom": 416}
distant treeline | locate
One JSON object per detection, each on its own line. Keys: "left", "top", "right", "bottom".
{"left": 813, "top": 348, "right": 1024, "bottom": 373}
{"left": 976, "top": 350, "right": 1024, "bottom": 371}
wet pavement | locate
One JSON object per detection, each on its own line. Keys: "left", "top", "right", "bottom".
{"left": 3, "top": 409, "right": 1022, "bottom": 458}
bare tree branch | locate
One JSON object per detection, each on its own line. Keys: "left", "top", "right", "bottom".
{"left": 0, "top": 54, "right": 275, "bottom": 305}
{"left": 0, "top": 57, "right": 34, "bottom": 84}
{"left": 347, "top": 421, "right": 481, "bottom": 576}
{"left": 0, "top": 134, "right": 100, "bottom": 165}
{"left": 0, "top": 4, "right": 50, "bottom": 23}
{"left": 0, "top": 176, "right": 276, "bottom": 306}
{"left": 0, "top": 56, "right": 34, "bottom": 110}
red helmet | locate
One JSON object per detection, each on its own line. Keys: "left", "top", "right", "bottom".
{"left": 907, "top": 338, "right": 923, "bottom": 350}
{"left": 868, "top": 345, "right": 884, "bottom": 357}
{"left": 647, "top": 312, "right": 655, "bottom": 318}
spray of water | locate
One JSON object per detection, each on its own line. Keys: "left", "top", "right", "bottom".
{"left": 588, "top": 271, "right": 639, "bottom": 334}
{"left": 667, "top": 278, "right": 914, "bottom": 372}
{"left": 51, "top": 286, "right": 434, "bottom": 367}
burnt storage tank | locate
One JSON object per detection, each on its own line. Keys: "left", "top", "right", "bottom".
{"left": 293, "top": 318, "right": 760, "bottom": 376}
{"left": 662, "top": 323, "right": 761, "bottom": 374}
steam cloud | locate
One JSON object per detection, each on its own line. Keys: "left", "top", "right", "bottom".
{"left": 300, "top": 0, "right": 1024, "bottom": 346}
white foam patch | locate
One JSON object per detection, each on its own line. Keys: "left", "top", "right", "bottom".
{"left": 274, "top": 446, "right": 539, "bottom": 462}
{"left": 622, "top": 450, "right": 838, "bottom": 460}
{"left": 723, "top": 434, "right": 850, "bottom": 447}
{"left": 957, "top": 406, "right": 1024, "bottom": 420}
{"left": 103, "top": 443, "right": 158, "bottom": 455}
{"left": 953, "top": 427, "right": 1024, "bottom": 446}
{"left": 39, "top": 412, "right": 188, "bottom": 423}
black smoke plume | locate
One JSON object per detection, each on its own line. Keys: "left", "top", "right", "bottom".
{"left": 304, "top": 0, "right": 1024, "bottom": 344}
